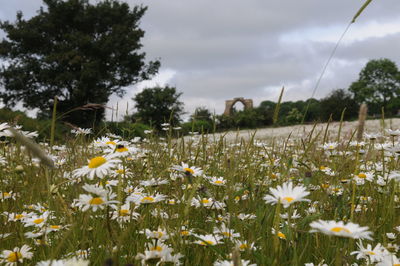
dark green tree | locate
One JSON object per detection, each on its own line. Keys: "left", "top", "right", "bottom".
{"left": 320, "top": 89, "right": 358, "bottom": 121}
{"left": 349, "top": 58, "right": 400, "bottom": 115}
{"left": 190, "top": 107, "right": 213, "bottom": 123}
{"left": 132, "top": 86, "right": 184, "bottom": 129}
{"left": 0, "top": 0, "right": 159, "bottom": 127}
{"left": 302, "top": 98, "right": 322, "bottom": 122}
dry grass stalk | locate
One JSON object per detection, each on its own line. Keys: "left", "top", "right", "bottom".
{"left": 7, "top": 127, "right": 55, "bottom": 168}
{"left": 232, "top": 246, "right": 242, "bottom": 266}
{"left": 356, "top": 103, "right": 368, "bottom": 142}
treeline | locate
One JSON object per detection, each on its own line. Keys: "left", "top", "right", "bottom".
{"left": 182, "top": 88, "right": 361, "bottom": 133}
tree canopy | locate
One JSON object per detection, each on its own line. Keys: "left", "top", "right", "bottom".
{"left": 0, "top": 0, "right": 159, "bottom": 127}
{"left": 132, "top": 86, "right": 184, "bottom": 129}
{"left": 349, "top": 58, "right": 400, "bottom": 115}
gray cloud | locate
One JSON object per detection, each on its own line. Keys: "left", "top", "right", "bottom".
{"left": 1, "top": 0, "right": 400, "bottom": 119}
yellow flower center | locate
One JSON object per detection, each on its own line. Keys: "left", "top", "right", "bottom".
{"left": 7, "top": 252, "right": 22, "bottom": 262}
{"left": 320, "top": 166, "right": 326, "bottom": 170}
{"left": 201, "top": 199, "right": 210, "bottom": 204}
{"left": 330, "top": 227, "right": 351, "bottom": 233}
{"left": 184, "top": 168, "right": 194, "bottom": 174}
{"left": 235, "top": 196, "right": 240, "bottom": 201}
{"left": 270, "top": 174, "right": 277, "bottom": 179}
{"left": 321, "top": 184, "right": 330, "bottom": 189}
{"left": 358, "top": 173, "right": 367, "bottom": 179}
{"left": 15, "top": 214, "right": 24, "bottom": 220}
{"left": 367, "top": 251, "right": 376, "bottom": 255}
{"left": 116, "top": 147, "right": 128, "bottom": 153}
{"left": 282, "top": 197, "right": 294, "bottom": 203}
{"left": 106, "top": 141, "right": 116, "bottom": 145}
{"left": 88, "top": 157, "right": 107, "bottom": 168}
{"left": 50, "top": 225, "right": 61, "bottom": 229}
{"left": 150, "top": 246, "right": 163, "bottom": 252}
{"left": 141, "top": 196, "right": 155, "bottom": 203}
{"left": 277, "top": 232, "right": 286, "bottom": 239}
{"left": 181, "top": 230, "right": 190, "bottom": 236}
{"left": 34, "top": 218, "right": 44, "bottom": 224}
{"left": 328, "top": 145, "right": 334, "bottom": 149}
{"left": 222, "top": 232, "right": 232, "bottom": 237}
{"left": 3, "top": 192, "right": 10, "bottom": 197}
{"left": 119, "top": 209, "right": 129, "bottom": 216}
{"left": 116, "top": 169, "right": 125, "bottom": 174}
{"left": 89, "top": 197, "right": 104, "bottom": 205}
{"left": 200, "top": 240, "right": 214, "bottom": 245}
{"left": 239, "top": 244, "right": 248, "bottom": 249}
{"left": 214, "top": 180, "right": 224, "bottom": 184}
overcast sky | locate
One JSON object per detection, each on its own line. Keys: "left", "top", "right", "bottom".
{"left": 1, "top": 0, "right": 400, "bottom": 120}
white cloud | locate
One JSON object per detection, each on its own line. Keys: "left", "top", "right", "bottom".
{"left": 280, "top": 18, "right": 400, "bottom": 44}
{"left": 105, "top": 69, "right": 177, "bottom": 121}
{"left": 2, "top": 0, "right": 400, "bottom": 121}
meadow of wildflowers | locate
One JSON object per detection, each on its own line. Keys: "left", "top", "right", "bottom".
{"left": 0, "top": 121, "right": 399, "bottom": 265}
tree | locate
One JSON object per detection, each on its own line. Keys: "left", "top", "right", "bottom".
{"left": 319, "top": 89, "right": 358, "bottom": 121}
{"left": 132, "top": 86, "right": 184, "bottom": 129}
{"left": 190, "top": 107, "right": 213, "bottom": 123}
{"left": 285, "top": 108, "right": 302, "bottom": 124}
{"left": 0, "top": 0, "right": 159, "bottom": 127}
{"left": 349, "top": 58, "right": 400, "bottom": 115}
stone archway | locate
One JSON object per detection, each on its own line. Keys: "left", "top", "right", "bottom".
{"left": 223, "top": 97, "right": 253, "bottom": 116}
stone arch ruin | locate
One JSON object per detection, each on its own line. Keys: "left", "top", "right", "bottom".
{"left": 223, "top": 97, "right": 253, "bottom": 116}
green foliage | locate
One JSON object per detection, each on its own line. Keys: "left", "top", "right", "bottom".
{"left": 132, "top": 86, "right": 184, "bottom": 130}
{"left": 349, "top": 58, "right": 400, "bottom": 115}
{"left": 285, "top": 108, "right": 303, "bottom": 124}
{"left": 0, "top": 0, "right": 159, "bottom": 127}
{"left": 319, "top": 89, "right": 359, "bottom": 121}
{"left": 182, "top": 120, "right": 213, "bottom": 135}
{"left": 190, "top": 107, "right": 213, "bottom": 123}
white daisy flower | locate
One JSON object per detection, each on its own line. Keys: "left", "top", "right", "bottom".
{"left": 23, "top": 211, "right": 50, "bottom": 228}
{"left": 36, "top": 257, "right": 89, "bottom": 266}
{"left": 136, "top": 240, "right": 181, "bottom": 265}
{"left": 207, "top": 176, "right": 226, "bottom": 186}
{"left": 213, "top": 223, "right": 241, "bottom": 239}
{"left": 73, "top": 154, "right": 120, "bottom": 179}
{"left": 376, "top": 254, "right": 400, "bottom": 266}
{"left": 191, "top": 197, "right": 226, "bottom": 210}
{"left": 72, "top": 192, "right": 118, "bottom": 212}
{"left": 1, "top": 245, "right": 33, "bottom": 265}
{"left": 71, "top": 127, "right": 92, "bottom": 135}
{"left": 172, "top": 162, "right": 203, "bottom": 177}
{"left": 0, "top": 191, "right": 16, "bottom": 201}
{"left": 214, "top": 259, "right": 256, "bottom": 266}
{"left": 353, "top": 172, "right": 374, "bottom": 184}
{"left": 351, "top": 241, "right": 389, "bottom": 263}
{"left": 140, "top": 178, "right": 169, "bottom": 187}
{"left": 111, "top": 203, "right": 140, "bottom": 223}
{"left": 193, "top": 234, "right": 223, "bottom": 246}
{"left": 264, "top": 182, "right": 310, "bottom": 208}
{"left": 322, "top": 142, "right": 338, "bottom": 150}
{"left": 140, "top": 228, "right": 170, "bottom": 240}
{"left": 127, "top": 193, "right": 166, "bottom": 205}
{"left": 309, "top": 220, "right": 373, "bottom": 240}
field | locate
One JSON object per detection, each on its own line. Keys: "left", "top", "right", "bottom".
{"left": 0, "top": 120, "right": 399, "bottom": 265}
